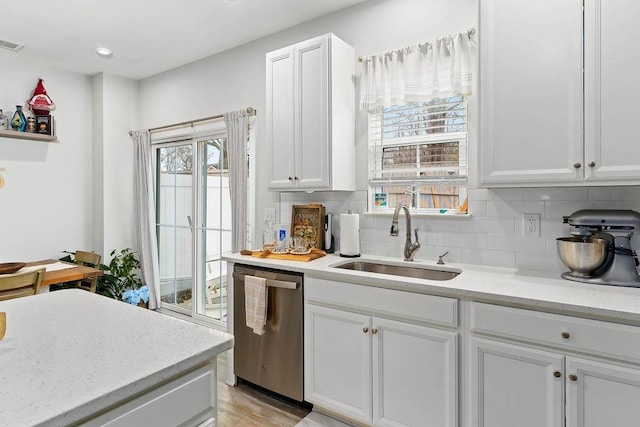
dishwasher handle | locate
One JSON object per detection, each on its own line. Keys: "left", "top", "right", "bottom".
{"left": 233, "top": 272, "right": 300, "bottom": 289}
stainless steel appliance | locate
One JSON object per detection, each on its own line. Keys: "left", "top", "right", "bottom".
{"left": 557, "top": 209, "right": 640, "bottom": 287}
{"left": 233, "top": 264, "right": 304, "bottom": 401}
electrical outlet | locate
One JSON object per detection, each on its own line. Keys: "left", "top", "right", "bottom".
{"left": 264, "top": 208, "right": 276, "bottom": 223}
{"left": 523, "top": 213, "right": 541, "bottom": 237}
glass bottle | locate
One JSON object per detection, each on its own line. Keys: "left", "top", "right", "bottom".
{"left": 11, "top": 105, "right": 26, "bottom": 132}
{"left": 26, "top": 108, "right": 36, "bottom": 133}
{"left": 262, "top": 221, "right": 276, "bottom": 250}
{"left": 0, "top": 109, "right": 8, "bottom": 130}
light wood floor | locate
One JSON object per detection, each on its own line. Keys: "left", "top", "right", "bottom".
{"left": 217, "top": 351, "right": 311, "bottom": 426}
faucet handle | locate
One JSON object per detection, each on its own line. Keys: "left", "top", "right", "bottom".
{"left": 437, "top": 251, "right": 449, "bottom": 265}
{"left": 414, "top": 228, "right": 420, "bottom": 243}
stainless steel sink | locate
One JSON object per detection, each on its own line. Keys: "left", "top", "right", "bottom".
{"left": 332, "top": 261, "right": 461, "bottom": 281}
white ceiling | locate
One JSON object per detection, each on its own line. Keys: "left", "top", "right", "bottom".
{"left": 2, "top": 0, "right": 367, "bottom": 80}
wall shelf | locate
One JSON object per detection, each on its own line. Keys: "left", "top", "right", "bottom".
{"left": 0, "top": 129, "right": 57, "bottom": 143}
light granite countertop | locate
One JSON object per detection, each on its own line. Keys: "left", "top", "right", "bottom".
{"left": 224, "top": 252, "right": 640, "bottom": 324}
{"left": 0, "top": 289, "right": 233, "bottom": 427}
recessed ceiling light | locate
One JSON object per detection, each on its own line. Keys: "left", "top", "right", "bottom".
{"left": 95, "top": 47, "right": 113, "bottom": 58}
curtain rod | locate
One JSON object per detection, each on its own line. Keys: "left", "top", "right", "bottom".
{"left": 358, "top": 28, "right": 476, "bottom": 63}
{"left": 128, "top": 107, "right": 256, "bottom": 136}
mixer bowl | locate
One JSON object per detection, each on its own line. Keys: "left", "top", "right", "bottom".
{"left": 556, "top": 236, "right": 610, "bottom": 277}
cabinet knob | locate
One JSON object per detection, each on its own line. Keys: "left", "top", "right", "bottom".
{"left": 588, "top": 161, "right": 596, "bottom": 168}
{"left": 561, "top": 331, "right": 570, "bottom": 339}
{"left": 568, "top": 373, "right": 578, "bottom": 382}
{"left": 573, "top": 162, "right": 582, "bottom": 169}
{"left": 294, "top": 176, "right": 299, "bottom": 180}
{"left": 372, "top": 328, "right": 378, "bottom": 335}
{"left": 363, "top": 327, "right": 369, "bottom": 333}
{"left": 288, "top": 176, "right": 293, "bottom": 181}
{"left": 553, "top": 370, "right": 562, "bottom": 378}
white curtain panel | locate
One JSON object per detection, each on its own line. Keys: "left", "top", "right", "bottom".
{"left": 224, "top": 110, "right": 250, "bottom": 253}
{"left": 131, "top": 129, "right": 161, "bottom": 309}
{"left": 359, "top": 31, "right": 474, "bottom": 111}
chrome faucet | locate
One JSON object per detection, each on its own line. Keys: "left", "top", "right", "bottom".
{"left": 390, "top": 204, "right": 421, "bottom": 261}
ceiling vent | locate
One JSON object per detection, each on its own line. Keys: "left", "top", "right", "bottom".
{"left": 0, "top": 39, "right": 24, "bottom": 52}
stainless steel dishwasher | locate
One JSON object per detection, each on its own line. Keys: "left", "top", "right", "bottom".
{"left": 233, "top": 264, "right": 304, "bottom": 401}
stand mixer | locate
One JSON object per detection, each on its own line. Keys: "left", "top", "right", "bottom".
{"left": 557, "top": 209, "right": 640, "bottom": 287}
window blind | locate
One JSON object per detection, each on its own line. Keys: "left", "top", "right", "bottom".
{"left": 368, "top": 96, "right": 468, "bottom": 212}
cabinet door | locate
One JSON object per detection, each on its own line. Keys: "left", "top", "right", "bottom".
{"left": 373, "top": 318, "right": 457, "bottom": 427}
{"left": 294, "top": 35, "right": 330, "bottom": 189}
{"left": 470, "top": 338, "right": 564, "bottom": 427}
{"left": 584, "top": 0, "right": 640, "bottom": 181}
{"left": 266, "top": 46, "right": 296, "bottom": 189}
{"left": 304, "top": 304, "right": 372, "bottom": 424}
{"left": 479, "top": 0, "right": 583, "bottom": 185}
{"left": 566, "top": 357, "right": 640, "bottom": 427}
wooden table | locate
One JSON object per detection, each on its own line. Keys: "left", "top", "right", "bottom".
{"left": 25, "top": 259, "right": 103, "bottom": 287}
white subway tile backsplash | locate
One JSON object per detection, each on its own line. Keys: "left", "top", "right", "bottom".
{"left": 437, "top": 231, "right": 488, "bottom": 249}
{"left": 468, "top": 200, "right": 487, "bottom": 217}
{"left": 523, "top": 187, "right": 588, "bottom": 201}
{"left": 488, "top": 233, "right": 547, "bottom": 254}
{"left": 461, "top": 248, "right": 516, "bottom": 268}
{"left": 460, "top": 217, "right": 515, "bottom": 234}
{"left": 486, "top": 200, "right": 545, "bottom": 218}
{"left": 515, "top": 252, "right": 565, "bottom": 273}
{"left": 588, "top": 186, "right": 640, "bottom": 201}
{"left": 278, "top": 187, "right": 640, "bottom": 272}
{"left": 544, "top": 200, "right": 613, "bottom": 219}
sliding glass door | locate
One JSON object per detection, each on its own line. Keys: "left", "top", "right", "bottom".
{"left": 196, "top": 138, "right": 231, "bottom": 322}
{"left": 155, "top": 131, "right": 237, "bottom": 327}
{"left": 157, "top": 142, "right": 194, "bottom": 315}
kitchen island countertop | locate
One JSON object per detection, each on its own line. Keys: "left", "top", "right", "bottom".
{"left": 0, "top": 289, "right": 233, "bottom": 427}
{"left": 224, "top": 252, "right": 640, "bottom": 325}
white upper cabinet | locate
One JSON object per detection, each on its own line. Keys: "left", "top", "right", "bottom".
{"left": 266, "top": 33, "right": 355, "bottom": 191}
{"left": 479, "top": 0, "right": 583, "bottom": 185}
{"left": 480, "top": 0, "right": 640, "bottom": 186}
{"left": 584, "top": 0, "right": 640, "bottom": 181}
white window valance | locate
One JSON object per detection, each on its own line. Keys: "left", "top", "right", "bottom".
{"left": 359, "top": 30, "right": 475, "bottom": 111}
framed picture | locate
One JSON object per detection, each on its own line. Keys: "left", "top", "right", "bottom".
{"left": 35, "top": 115, "right": 53, "bottom": 135}
{"left": 291, "top": 204, "right": 325, "bottom": 250}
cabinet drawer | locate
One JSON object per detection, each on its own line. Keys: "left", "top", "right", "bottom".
{"left": 306, "top": 277, "right": 458, "bottom": 327}
{"left": 84, "top": 364, "right": 216, "bottom": 426}
{"left": 470, "top": 302, "right": 640, "bottom": 364}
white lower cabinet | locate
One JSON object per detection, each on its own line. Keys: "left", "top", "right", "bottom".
{"left": 304, "top": 278, "right": 458, "bottom": 427}
{"left": 470, "top": 338, "right": 564, "bottom": 427}
{"left": 470, "top": 302, "right": 640, "bottom": 427}
{"left": 566, "top": 357, "right": 640, "bottom": 427}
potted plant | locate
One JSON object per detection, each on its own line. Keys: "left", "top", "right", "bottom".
{"left": 97, "top": 248, "right": 149, "bottom": 307}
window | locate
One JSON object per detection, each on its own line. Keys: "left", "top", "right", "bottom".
{"left": 368, "top": 95, "right": 468, "bottom": 213}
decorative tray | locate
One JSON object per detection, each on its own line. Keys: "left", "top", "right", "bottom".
{"left": 0, "top": 262, "right": 26, "bottom": 275}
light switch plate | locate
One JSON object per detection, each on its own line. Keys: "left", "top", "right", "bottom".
{"left": 264, "top": 208, "right": 276, "bottom": 223}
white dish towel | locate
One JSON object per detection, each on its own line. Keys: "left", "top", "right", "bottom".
{"left": 245, "top": 275, "right": 268, "bottom": 335}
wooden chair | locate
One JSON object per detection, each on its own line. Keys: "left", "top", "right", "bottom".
{"left": 0, "top": 268, "right": 45, "bottom": 301}
{"left": 74, "top": 250, "right": 102, "bottom": 293}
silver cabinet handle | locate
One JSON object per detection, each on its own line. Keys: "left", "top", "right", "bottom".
{"left": 288, "top": 176, "right": 293, "bottom": 181}
{"left": 372, "top": 328, "right": 378, "bottom": 335}
{"left": 363, "top": 327, "right": 369, "bottom": 333}
{"left": 553, "top": 370, "right": 562, "bottom": 378}
{"left": 561, "top": 331, "right": 570, "bottom": 339}
{"left": 568, "top": 373, "right": 578, "bottom": 382}
{"left": 588, "top": 161, "right": 596, "bottom": 167}
{"left": 573, "top": 162, "right": 582, "bottom": 169}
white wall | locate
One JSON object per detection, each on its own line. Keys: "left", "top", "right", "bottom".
{"left": 138, "top": 0, "right": 477, "bottom": 247}
{"left": 0, "top": 52, "right": 93, "bottom": 261}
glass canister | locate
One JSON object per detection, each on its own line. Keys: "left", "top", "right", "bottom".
{"left": 0, "top": 109, "right": 8, "bottom": 130}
